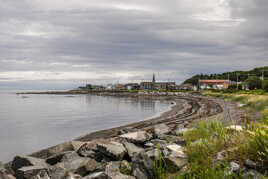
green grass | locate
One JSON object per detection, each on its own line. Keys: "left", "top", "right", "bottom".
{"left": 164, "top": 110, "right": 268, "bottom": 178}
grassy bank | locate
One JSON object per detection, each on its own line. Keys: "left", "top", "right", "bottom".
{"left": 154, "top": 110, "right": 268, "bottom": 179}
{"left": 203, "top": 90, "right": 268, "bottom": 113}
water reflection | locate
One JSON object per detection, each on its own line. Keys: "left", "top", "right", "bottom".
{"left": 0, "top": 92, "right": 170, "bottom": 162}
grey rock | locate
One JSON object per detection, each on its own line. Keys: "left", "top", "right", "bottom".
{"left": 48, "top": 166, "right": 66, "bottom": 179}
{"left": 76, "top": 158, "right": 102, "bottom": 176}
{"left": 245, "top": 159, "right": 257, "bottom": 169}
{"left": 46, "top": 151, "right": 73, "bottom": 165}
{"left": 16, "top": 166, "right": 49, "bottom": 179}
{"left": 153, "top": 124, "right": 170, "bottom": 137}
{"left": 120, "top": 131, "right": 152, "bottom": 144}
{"left": 228, "top": 162, "right": 240, "bottom": 174}
{"left": 65, "top": 172, "right": 82, "bottom": 179}
{"left": 105, "top": 162, "right": 134, "bottom": 179}
{"left": 97, "top": 142, "right": 126, "bottom": 161}
{"left": 55, "top": 157, "right": 90, "bottom": 173}
{"left": 131, "top": 152, "right": 154, "bottom": 179}
{"left": 123, "top": 142, "right": 144, "bottom": 158}
{"left": 82, "top": 172, "right": 107, "bottom": 179}
{"left": 164, "top": 157, "right": 187, "bottom": 172}
{"left": 144, "top": 142, "right": 154, "bottom": 148}
{"left": 242, "top": 170, "right": 264, "bottom": 179}
{"left": 0, "top": 174, "right": 16, "bottom": 179}
{"left": 77, "top": 144, "right": 96, "bottom": 158}
{"left": 149, "top": 139, "right": 168, "bottom": 149}
{"left": 166, "top": 144, "right": 187, "bottom": 159}
{"left": 216, "top": 150, "right": 226, "bottom": 161}
{"left": 11, "top": 156, "right": 49, "bottom": 172}
{"left": 145, "top": 149, "right": 159, "bottom": 159}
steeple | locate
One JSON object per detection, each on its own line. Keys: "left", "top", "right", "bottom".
{"left": 152, "top": 73, "right": 156, "bottom": 84}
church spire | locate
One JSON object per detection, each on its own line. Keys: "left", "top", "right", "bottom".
{"left": 152, "top": 73, "right": 156, "bottom": 83}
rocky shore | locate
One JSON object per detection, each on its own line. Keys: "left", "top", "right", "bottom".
{"left": 1, "top": 92, "right": 246, "bottom": 179}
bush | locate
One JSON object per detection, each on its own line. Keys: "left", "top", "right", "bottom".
{"left": 246, "top": 76, "right": 262, "bottom": 90}
{"left": 263, "top": 80, "right": 268, "bottom": 92}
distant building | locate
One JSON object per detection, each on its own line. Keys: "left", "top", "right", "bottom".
{"left": 177, "top": 83, "right": 196, "bottom": 91}
{"left": 124, "top": 83, "right": 140, "bottom": 90}
{"left": 140, "top": 74, "right": 176, "bottom": 90}
{"left": 199, "top": 80, "right": 232, "bottom": 90}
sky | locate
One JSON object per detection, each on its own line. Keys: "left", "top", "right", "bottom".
{"left": 0, "top": 0, "right": 267, "bottom": 90}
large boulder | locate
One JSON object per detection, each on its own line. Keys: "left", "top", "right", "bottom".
{"left": 16, "top": 166, "right": 50, "bottom": 179}
{"left": 131, "top": 152, "right": 154, "bottom": 179}
{"left": 123, "top": 142, "right": 144, "bottom": 158}
{"left": 11, "top": 156, "right": 49, "bottom": 172}
{"left": 76, "top": 158, "right": 103, "bottom": 176}
{"left": 55, "top": 157, "right": 90, "bottom": 173}
{"left": 153, "top": 124, "right": 170, "bottom": 137}
{"left": 119, "top": 131, "right": 152, "bottom": 144}
{"left": 97, "top": 142, "right": 126, "bottom": 161}
{"left": 242, "top": 170, "right": 264, "bottom": 179}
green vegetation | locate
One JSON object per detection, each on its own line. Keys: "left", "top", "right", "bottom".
{"left": 203, "top": 90, "right": 268, "bottom": 112}
{"left": 154, "top": 110, "right": 268, "bottom": 179}
{"left": 184, "top": 66, "right": 268, "bottom": 86}
{"left": 154, "top": 143, "right": 165, "bottom": 179}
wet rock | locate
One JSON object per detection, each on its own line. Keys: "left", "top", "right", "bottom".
{"left": 11, "top": 156, "right": 49, "bottom": 172}
{"left": 166, "top": 144, "right": 187, "bottom": 158}
{"left": 76, "top": 158, "right": 102, "bottom": 176}
{"left": 242, "top": 170, "right": 264, "bottom": 179}
{"left": 244, "top": 159, "right": 257, "bottom": 169}
{"left": 123, "top": 142, "right": 144, "bottom": 158}
{"left": 228, "top": 162, "right": 240, "bottom": 174}
{"left": 97, "top": 142, "right": 126, "bottom": 161}
{"left": 82, "top": 172, "right": 107, "bottom": 179}
{"left": 105, "top": 162, "right": 134, "bottom": 179}
{"left": 153, "top": 124, "right": 170, "bottom": 137}
{"left": 16, "top": 166, "right": 49, "bottom": 179}
{"left": 119, "top": 131, "right": 152, "bottom": 144}
{"left": 164, "top": 157, "right": 187, "bottom": 172}
{"left": 131, "top": 152, "right": 154, "bottom": 179}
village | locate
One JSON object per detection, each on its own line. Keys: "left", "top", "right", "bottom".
{"left": 77, "top": 74, "right": 253, "bottom": 92}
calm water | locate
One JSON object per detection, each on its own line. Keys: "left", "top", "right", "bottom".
{"left": 0, "top": 91, "right": 171, "bottom": 162}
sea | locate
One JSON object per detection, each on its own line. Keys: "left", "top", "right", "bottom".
{"left": 0, "top": 90, "right": 172, "bottom": 162}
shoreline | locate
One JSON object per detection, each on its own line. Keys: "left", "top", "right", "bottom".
{"left": 23, "top": 92, "right": 222, "bottom": 160}
{"left": 3, "top": 91, "right": 246, "bottom": 179}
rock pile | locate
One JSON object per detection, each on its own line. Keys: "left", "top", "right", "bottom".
{"left": 1, "top": 123, "right": 190, "bottom": 179}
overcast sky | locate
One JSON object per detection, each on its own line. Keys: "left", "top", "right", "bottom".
{"left": 0, "top": 0, "right": 267, "bottom": 89}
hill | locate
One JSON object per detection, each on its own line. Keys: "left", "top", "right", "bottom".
{"left": 183, "top": 66, "right": 268, "bottom": 85}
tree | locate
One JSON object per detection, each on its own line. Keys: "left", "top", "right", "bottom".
{"left": 246, "top": 76, "right": 262, "bottom": 90}
{"left": 263, "top": 80, "right": 268, "bottom": 92}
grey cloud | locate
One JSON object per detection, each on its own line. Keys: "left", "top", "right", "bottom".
{"left": 0, "top": 0, "right": 267, "bottom": 89}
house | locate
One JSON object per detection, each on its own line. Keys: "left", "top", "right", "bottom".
{"left": 177, "top": 83, "right": 196, "bottom": 91}
{"left": 140, "top": 82, "right": 153, "bottom": 90}
{"left": 124, "top": 83, "right": 140, "bottom": 90}
{"left": 199, "top": 80, "right": 231, "bottom": 90}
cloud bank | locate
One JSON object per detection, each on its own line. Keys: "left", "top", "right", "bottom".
{"left": 0, "top": 0, "right": 267, "bottom": 89}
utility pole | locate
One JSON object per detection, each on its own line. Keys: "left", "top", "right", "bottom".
{"left": 236, "top": 73, "right": 239, "bottom": 90}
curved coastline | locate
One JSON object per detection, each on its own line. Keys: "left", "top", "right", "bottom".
{"left": 23, "top": 92, "right": 222, "bottom": 160}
